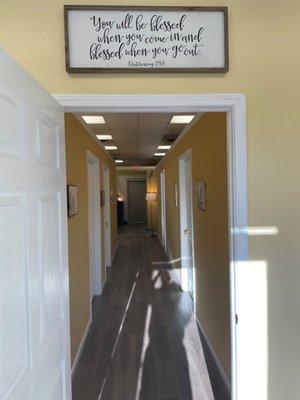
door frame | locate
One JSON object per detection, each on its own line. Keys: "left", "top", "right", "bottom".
{"left": 178, "top": 149, "right": 196, "bottom": 302}
{"left": 103, "top": 163, "right": 112, "bottom": 267}
{"left": 160, "top": 169, "right": 167, "bottom": 249}
{"left": 127, "top": 179, "right": 147, "bottom": 223}
{"left": 54, "top": 93, "right": 248, "bottom": 400}
{"left": 87, "top": 151, "right": 102, "bottom": 309}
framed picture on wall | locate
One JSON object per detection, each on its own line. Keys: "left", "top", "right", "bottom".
{"left": 195, "top": 180, "right": 207, "bottom": 211}
{"left": 67, "top": 185, "right": 78, "bottom": 217}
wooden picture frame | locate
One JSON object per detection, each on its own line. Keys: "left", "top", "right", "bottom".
{"left": 67, "top": 185, "right": 78, "bottom": 217}
{"left": 64, "top": 5, "right": 228, "bottom": 74}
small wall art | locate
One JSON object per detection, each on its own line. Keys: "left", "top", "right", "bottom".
{"left": 67, "top": 185, "right": 78, "bottom": 217}
{"left": 195, "top": 180, "right": 207, "bottom": 211}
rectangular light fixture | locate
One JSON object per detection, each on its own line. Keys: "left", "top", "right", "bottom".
{"left": 105, "top": 145, "right": 118, "bottom": 150}
{"left": 170, "top": 115, "right": 194, "bottom": 124}
{"left": 154, "top": 152, "right": 166, "bottom": 157}
{"left": 157, "top": 145, "right": 171, "bottom": 150}
{"left": 115, "top": 159, "right": 124, "bottom": 164}
{"left": 82, "top": 115, "right": 105, "bottom": 124}
{"left": 96, "top": 134, "right": 113, "bottom": 140}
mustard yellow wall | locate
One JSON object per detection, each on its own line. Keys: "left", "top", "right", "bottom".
{"left": 65, "top": 114, "right": 117, "bottom": 364}
{"left": 1, "top": 2, "right": 300, "bottom": 397}
{"left": 156, "top": 113, "right": 230, "bottom": 377}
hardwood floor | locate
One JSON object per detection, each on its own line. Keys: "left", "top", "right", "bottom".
{"left": 72, "top": 224, "right": 215, "bottom": 400}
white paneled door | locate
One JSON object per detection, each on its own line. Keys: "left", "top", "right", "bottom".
{"left": 127, "top": 180, "right": 147, "bottom": 223}
{"left": 0, "top": 48, "right": 71, "bottom": 399}
{"left": 179, "top": 149, "right": 195, "bottom": 300}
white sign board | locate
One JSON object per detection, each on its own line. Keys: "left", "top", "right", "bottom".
{"left": 64, "top": 6, "right": 228, "bottom": 73}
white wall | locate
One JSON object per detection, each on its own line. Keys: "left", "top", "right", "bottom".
{"left": 117, "top": 174, "right": 146, "bottom": 222}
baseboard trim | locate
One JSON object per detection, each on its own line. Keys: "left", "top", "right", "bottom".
{"left": 71, "top": 316, "right": 92, "bottom": 378}
{"left": 196, "top": 317, "right": 231, "bottom": 396}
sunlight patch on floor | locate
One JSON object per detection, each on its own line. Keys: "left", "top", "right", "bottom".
{"left": 134, "top": 304, "right": 152, "bottom": 400}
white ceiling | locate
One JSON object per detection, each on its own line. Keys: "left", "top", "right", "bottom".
{"left": 74, "top": 113, "right": 200, "bottom": 166}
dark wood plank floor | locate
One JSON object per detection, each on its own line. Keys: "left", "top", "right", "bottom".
{"left": 72, "top": 224, "right": 215, "bottom": 400}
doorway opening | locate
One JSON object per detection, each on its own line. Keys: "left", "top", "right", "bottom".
{"left": 87, "top": 151, "right": 102, "bottom": 306}
{"left": 56, "top": 93, "right": 248, "bottom": 400}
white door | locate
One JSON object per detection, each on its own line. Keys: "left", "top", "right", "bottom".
{"left": 160, "top": 170, "right": 167, "bottom": 248}
{"left": 87, "top": 152, "right": 101, "bottom": 300}
{"left": 103, "top": 165, "right": 111, "bottom": 268}
{"left": 88, "top": 162, "right": 95, "bottom": 301}
{"left": 179, "top": 150, "right": 195, "bottom": 299}
{"left": 0, "top": 48, "right": 71, "bottom": 399}
{"left": 127, "top": 180, "right": 147, "bottom": 223}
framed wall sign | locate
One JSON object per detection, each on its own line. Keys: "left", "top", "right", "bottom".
{"left": 64, "top": 6, "right": 228, "bottom": 73}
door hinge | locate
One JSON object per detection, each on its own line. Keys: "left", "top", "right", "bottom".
{"left": 235, "top": 314, "right": 238, "bottom": 325}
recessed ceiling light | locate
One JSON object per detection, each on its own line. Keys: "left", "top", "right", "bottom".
{"left": 115, "top": 159, "right": 124, "bottom": 164}
{"left": 105, "top": 145, "right": 118, "bottom": 150}
{"left": 170, "top": 115, "right": 194, "bottom": 124}
{"left": 82, "top": 115, "right": 105, "bottom": 124}
{"left": 158, "top": 145, "right": 171, "bottom": 150}
{"left": 154, "top": 152, "right": 166, "bottom": 156}
{"left": 96, "top": 134, "right": 113, "bottom": 140}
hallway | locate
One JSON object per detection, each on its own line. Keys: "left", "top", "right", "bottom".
{"left": 72, "top": 224, "right": 215, "bottom": 400}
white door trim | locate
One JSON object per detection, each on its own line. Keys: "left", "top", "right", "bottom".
{"left": 87, "top": 151, "right": 102, "bottom": 309}
{"left": 53, "top": 93, "right": 248, "bottom": 400}
{"left": 160, "top": 169, "right": 167, "bottom": 249}
{"left": 178, "top": 149, "right": 196, "bottom": 305}
{"left": 103, "top": 164, "right": 112, "bottom": 267}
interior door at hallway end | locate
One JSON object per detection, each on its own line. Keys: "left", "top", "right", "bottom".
{"left": 0, "top": 48, "right": 71, "bottom": 399}
{"left": 127, "top": 180, "right": 147, "bottom": 223}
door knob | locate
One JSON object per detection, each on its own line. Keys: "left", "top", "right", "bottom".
{"left": 184, "top": 228, "right": 189, "bottom": 236}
